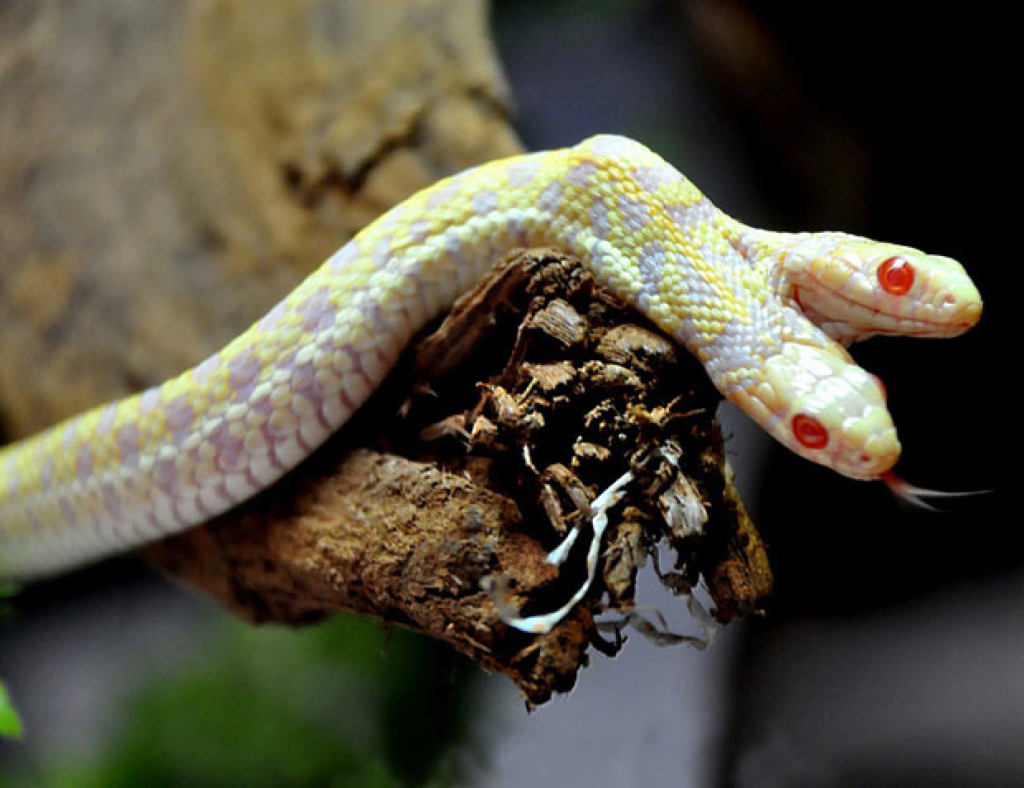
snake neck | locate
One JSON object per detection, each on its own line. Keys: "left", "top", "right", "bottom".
{"left": 719, "top": 221, "right": 795, "bottom": 303}
{"left": 722, "top": 221, "right": 865, "bottom": 346}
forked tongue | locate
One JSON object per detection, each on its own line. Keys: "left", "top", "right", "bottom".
{"left": 881, "top": 470, "right": 990, "bottom": 511}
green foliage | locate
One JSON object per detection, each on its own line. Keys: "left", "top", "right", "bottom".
{"left": 1, "top": 582, "right": 24, "bottom": 739}
{"left": 0, "top": 614, "right": 475, "bottom": 787}
{"left": 0, "top": 582, "right": 18, "bottom": 619}
{"left": 0, "top": 679, "right": 22, "bottom": 740}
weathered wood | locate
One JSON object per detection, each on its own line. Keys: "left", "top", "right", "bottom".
{"left": 0, "top": 0, "right": 520, "bottom": 437}
{"left": 145, "top": 251, "right": 772, "bottom": 704}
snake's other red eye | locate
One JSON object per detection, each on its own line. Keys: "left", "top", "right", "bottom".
{"left": 877, "top": 256, "right": 915, "bottom": 295}
{"left": 792, "top": 414, "right": 829, "bottom": 449}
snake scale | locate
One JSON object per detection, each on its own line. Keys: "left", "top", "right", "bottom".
{"left": 0, "top": 135, "right": 982, "bottom": 581}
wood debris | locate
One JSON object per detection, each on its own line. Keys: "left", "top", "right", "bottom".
{"left": 146, "top": 249, "right": 773, "bottom": 704}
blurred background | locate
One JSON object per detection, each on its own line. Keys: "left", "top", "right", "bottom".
{"left": 0, "top": 1, "right": 1015, "bottom": 785}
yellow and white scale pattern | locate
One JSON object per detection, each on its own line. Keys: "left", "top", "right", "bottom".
{"left": 0, "top": 135, "right": 982, "bottom": 579}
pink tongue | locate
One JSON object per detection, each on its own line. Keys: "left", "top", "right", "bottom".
{"left": 882, "top": 470, "right": 989, "bottom": 511}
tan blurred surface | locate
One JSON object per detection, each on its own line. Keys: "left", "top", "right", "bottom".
{"left": 0, "top": 0, "right": 521, "bottom": 438}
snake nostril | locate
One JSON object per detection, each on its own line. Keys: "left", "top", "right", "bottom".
{"left": 942, "top": 293, "right": 957, "bottom": 308}
{"left": 963, "top": 299, "right": 983, "bottom": 325}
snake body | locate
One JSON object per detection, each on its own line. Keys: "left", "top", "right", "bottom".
{"left": 0, "top": 135, "right": 982, "bottom": 580}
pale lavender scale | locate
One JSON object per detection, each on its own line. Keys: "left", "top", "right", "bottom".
{"left": 442, "top": 230, "right": 478, "bottom": 293}
{"left": 138, "top": 387, "right": 162, "bottom": 414}
{"left": 364, "top": 296, "right": 387, "bottom": 329}
{"left": 588, "top": 199, "right": 611, "bottom": 239}
{"left": 664, "top": 203, "right": 689, "bottom": 228}
{"left": 295, "top": 286, "right": 336, "bottom": 333}
{"left": 96, "top": 403, "right": 118, "bottom": 433}
{"left": 372, "top": 235, "right": 394, "bottom": 269}
{"left": 116, "top": 424, "right": 140, "bottom": 467}
{"left": 407, "top": 219, "right": 431, "bottom": 244}
{"left": 565, "top": 161, "right": 597, "bottom": 187}
{"left": 506, "top": 157, "right": 542, "bottom": 186}
{"left": 40, "top": 458, "right": 55, "bottom": 491}
{"left": 289, "top": 361, "right": 318, "bottom": 395}
{"left": 399, "top": 262, "right": 435, "bottom": 316}
{"left": 228, "top": 350, "right": 262, "bottom": 396}
{"left": 445, "top": 229, "right": 467, "bottom": 264}
{"left": 358, "top": 295, "right": 392, "bottom": 335}
{"left": 637, "top": 241, "right": 667, "bottom": 304}
{"left": 259, "top": 299, "right": 292, "bottom": 333}
{"left": 61, "top": 422, "right": 79, "bottom": 450}
{"left": 632, "top": 164, "right": 684, "bottom": 194}
{"left": 586, "top": 134, "right": 650, "bottom": 160}
{"left": 502, "top": 212, "right": 530, "bottom": 247}
{"left": 471, "top": 189, "right": 499, "bottom": 216}
{"left": 201, "top": 416, "right": 228, "bottom": 448}
{"left": 248, "top": 388, "right": 275, "bottom": 416}
{"left": 3, "top": 460, "right": 18, "bottom": 498}
{"left": 192, "top": 352, "right": 221, "bottom": 383}
{"left": 327, "top": 241, "right": 360, "bottom": 273}
{"left": 271, "top": 347, "right": 297, "bottom": 376}
{"left": 664, "top": 198, "right": 715, "bottom": 234}
{"left": 537, "top": 180, "right": 563, "bottom": 213}
{"left": 423, "top": 178, "right": 460, "bottom": 211}
{"left": 261, "top": 411, "right": 293, "bottom": 443}
{"left": 296, "top": 375, "right": 333, "bottom": 433}
{"left": 705, "top": 314, "right": 764, "bottom": 383}
{"left": 376, "top": 204, "right": 406, "bottom": 231}
{"left": 75, "top": 445, "right": 93, "bottom": 480}
{"left": 777, "top": 305, "right": 821, "bottom": 349}
{"left": 152, "top": 456, "right": 179, "bottom": 494}
{"left": 101, "top": 482, "right": 122, "bottom": 519}
{"left": 617, "top": 193, "right": 652, "bottom": 233}
{"left": 213, "top": 432, "right": 246, "bottom": 472}
{"left": 338, "top": 344, "right": 368, "bottom": 379}
{"left": 584, "top": 235, "right": 614, "bottom": 278}
{"left": 164, "top": 396, "right": 196, "bottom": 444}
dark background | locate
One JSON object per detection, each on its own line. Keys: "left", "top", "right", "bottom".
{"left": 2, "top": 2, "right": 1018, "bottom": 786}
{"left": 496, "top": 2, "right": 1016, "bottom": 785}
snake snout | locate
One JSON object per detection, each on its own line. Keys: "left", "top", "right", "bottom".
{"left": 945, "top": 289, "right": 983, "bottom": 332}
{"left": 761, "top": 343, "right": 901, "bottom": 480}
{"left": 921, "top": 254, "right": 983, "bottom": 335}
{"left": 843, "top": 426, "right": 901, "bottom": 479}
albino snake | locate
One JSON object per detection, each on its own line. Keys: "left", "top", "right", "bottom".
{"left": 0, "top": 135, "right": 982, "bottom": 581}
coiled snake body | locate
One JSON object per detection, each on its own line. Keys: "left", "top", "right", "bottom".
{"left": 0, "top": 135, "right": 982, "bottom": 580}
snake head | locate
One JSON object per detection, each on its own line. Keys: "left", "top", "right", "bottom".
{"left": 740, "top": 340, "right": 901, "bottom": 479}
{"left": 782, "top": 234, "right": 983, "bottom": 344}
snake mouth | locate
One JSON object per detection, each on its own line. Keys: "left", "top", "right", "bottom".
{"left": 794, "top": 280, "right": 967, "bottom": 337}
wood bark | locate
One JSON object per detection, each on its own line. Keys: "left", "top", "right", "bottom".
{"left": 145, "top": 250, "right": 772, "bottom": 704}
{"left": 0, "top": 0, "right": 771, "bottom": 704}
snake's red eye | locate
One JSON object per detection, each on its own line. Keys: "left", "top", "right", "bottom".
{"left": 877, "top": 256, "right": 915, "bottom": 295}
{"left": 792, "top": 414, "right": 828, "bottom": 449}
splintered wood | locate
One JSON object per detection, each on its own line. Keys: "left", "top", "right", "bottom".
{"left": 146, "top": 250, "right": 773, "bottom": 705}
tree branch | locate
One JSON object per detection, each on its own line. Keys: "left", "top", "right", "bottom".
{"left": 144, "top": 250, "right": 773, "bottom": 705}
